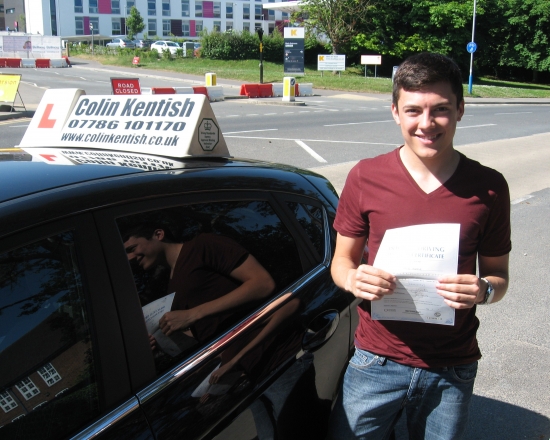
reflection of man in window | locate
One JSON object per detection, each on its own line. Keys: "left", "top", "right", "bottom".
{"left": 123, "top": 225, "right": 276, "bottom": 345}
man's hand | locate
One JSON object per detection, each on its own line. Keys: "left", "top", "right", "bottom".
{"left": 159, "top": 310, "right": 198, "bottom": 336}
{"left": 149, "top": 334, "right": 157, "bottom": 351}
{"left": 436, "top": 274, "right": 483, "bottom": 309}
{"left": 346, "top": 264, "right": 397, "bottom": 301}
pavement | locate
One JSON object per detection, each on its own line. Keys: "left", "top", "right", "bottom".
{"left": 2, "top": 60, "right": 550, "bottom": 438}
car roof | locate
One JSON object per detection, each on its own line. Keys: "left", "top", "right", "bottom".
{"left": 1, "top": 89, "right": 338, "bottom": 228}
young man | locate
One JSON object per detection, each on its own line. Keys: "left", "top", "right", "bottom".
{"left": 328, "top": 53, "right": 511, "bottom": 439}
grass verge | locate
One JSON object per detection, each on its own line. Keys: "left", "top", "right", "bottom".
{"left": 75, "top": 53, "right": 550, "bottom": 99}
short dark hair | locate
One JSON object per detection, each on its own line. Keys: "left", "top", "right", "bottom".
{"left": 121, "top": 223, "right": 177, "bottom": 243}
{"left": 392, "top": 52, "right": 464, "bottom": 108}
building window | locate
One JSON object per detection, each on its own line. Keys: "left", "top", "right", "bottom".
{"left": 162, "top": 19, "right": 170, "bottom": 36}
{"left": 255, "top": 4, "right": 262, "bottom": 20}
{"left": 243, "top": 22, "right": 250, "bottom": 32}
{"left": 182, "top": 20, "right": 190, "bottom": 36}
{"left": 38, "top": 363, "right": 62, "bottom": 387}
{"left": 195, "top": 20, "right": 203, "bottom": 33}
{"left": 111, "top": 0, "right": 120, "bottom": 14}
{"left": 243, "top": 3, "right": 250, "bottom": 20}
{"left": 75, "top": 17, "right": 84, "bottom": 35}
{"left": 225, "top": 2, "right": 232, "bottom": 19}
{"left": 282, "top": 11, "right": 288, "bottom": 19}
{"left": 148, "top": 0, "right": 156, "bottom": 15}
{"left": 15, "top": 378, "right": 40, "bottom": 401}
{"left": 112, "top": 18, "right": 122, "bottom": 35}
{"left": 181, "top": 0, "right": 189, "bottom": 17}
{"left": 195, "top": 1, "right": 202, "bottom": 17}
{"left": 126, "top": 0, "right": 135, "bottom": 14}
{"left": 213, "top": 20, "right": 221, "bottom": 31}
{"left": 0, "top": 391, "right": 17, "bottom": 413}
{"left": 148, "top": 18, "right": 157, "bottom": 36}
{"left": 226, "top": 21, "right": 233, "bottom": 32}
{"left": 268, "top": 0, "right": 274, "bottom": 20}
{"left": 74, "top": 0, "right": 83, "bottom": 13}
{"left": 213, "top": 2, "right": 221, "bottom": 18}
{"left": 6, "top": 7, "right": 15, "bottom": 13}
{"left": 162, "top": 0, "right": 170, "bottom": 16}
{"left": 89, "top": 0, "right": 98, "bottom": 13}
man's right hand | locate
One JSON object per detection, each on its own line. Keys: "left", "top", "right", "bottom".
{"left": 345, "top": 264, "right": 397, "bottom": 301}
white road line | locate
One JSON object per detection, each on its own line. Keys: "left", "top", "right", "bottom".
{"left": 325, "top": 119, "right": 394, "bottom": 127}
{"left": 494, "top": 112, "right": 532, "bottom": 115}
{"left": 264, "top": 113, "right": 277, "bottom": 115}
{"left": 224, "top": 128, "right": 279, "bottom": 134}
{"left": 456, "top": 124, "right": 496, "bottom": 129}
{"left": 295, "top": 140, "right": 327, "bottom": 163}
{"left": 224, "top": 135, "right": 398, "bottom": 146}
{"left": 246, "top": 114, "right": 259, "bottom": 116}
{"left": 226, "top": 115, "right": 239, "bottom": 118}
{"left": 511, "top": 194, "right": 534, "bottom": 205}
{"left": 9, "top": 124, "right": 30, "bottom": 128}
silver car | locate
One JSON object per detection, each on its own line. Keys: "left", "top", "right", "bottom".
{"left": 106, "top": 38, "right": 136, "bottom": 49}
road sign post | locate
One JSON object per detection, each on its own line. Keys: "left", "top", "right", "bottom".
{"left": 468, "top": 0, "right": 478, "bottom": 95}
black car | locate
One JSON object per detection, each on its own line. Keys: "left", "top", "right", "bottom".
{"left": 0, "top": 90, "right": 355, "bottom": 439}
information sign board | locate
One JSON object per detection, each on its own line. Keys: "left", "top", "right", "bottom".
{"left": 317, "top": 55, "right": 346, "bottom": 71}
{"left": 284, "top": 27, "right": 305, "bottom": 75}
{"left": 0, "top": 73, "right": 21, "bottom": 103}
{"left": 360, "top": 55, "right": 382, "bottom": 65}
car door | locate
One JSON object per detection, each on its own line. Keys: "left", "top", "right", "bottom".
{"left": 93, "top": 190, "right": 352, "bottom": 439}
{"left": 0, "top": 214, "right": 153, "bottom": 439}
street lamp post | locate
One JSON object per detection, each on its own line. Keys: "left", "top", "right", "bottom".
{"left": 90, "top": 23, "right": 94, "bottom": 55}
{"left": 468, "top": 0, "right": 477, "bottom": 94}
{"left": 257, "top": 28, "right": 264, "bottom": 84}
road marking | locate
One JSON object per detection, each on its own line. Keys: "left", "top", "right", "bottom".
{"left": 225, "top": 135, "right": 398, "bottom": 146}
{"left": 324, "top": 119, "right": 394, "bottom": 127}
{"left": 246, "top": 114, "right": 259, "bottom": 116}
{"left": 224, "top": 129, "right": 278, "bottom": 134}
{"left": 9, "top": 124, "right": 30, "bottom": 128}
{"left": 456, "top": 124, "right": 496, "bottom": 129}
{"left": 494, "top": 112, "right": 532, "bottom": 115}
{"left": 511, "top": 195, "right": 534, "bottom": 205}
{"left": 295, "top": 140, "right": 327, "bottom": 163}
{"left": 0, "top": 118, "right": 31, "bottom": 126}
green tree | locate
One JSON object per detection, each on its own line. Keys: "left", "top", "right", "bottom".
{"left": 497, "top": 0, "right": 550, "bottom": 81}
{"left": 301, "top": 0, "right": 376, "bottom": 54}
{"left": 126, "top": 6, "right": 145, "bottom": 40}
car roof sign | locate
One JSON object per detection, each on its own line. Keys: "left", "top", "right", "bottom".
{"left": 19, "top": 88, "right": 230, "bottom": 159}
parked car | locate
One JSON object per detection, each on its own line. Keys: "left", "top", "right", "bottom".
{"left": 150, "top": 40, "right": 180, "bottom": 55}
{"left": 133, "top": 39, "right": 153, "bottom": 48}
{"left": 0, "top": 89, "right": 354, "bottom": 439}
{"left": 106, "top": 37, "right": 136, "bottom": 48}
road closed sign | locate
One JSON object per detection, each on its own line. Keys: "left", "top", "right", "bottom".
{"left": 111, "top": 77, "right": 141, "bottom": 95}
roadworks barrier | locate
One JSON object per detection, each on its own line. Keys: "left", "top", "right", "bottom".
{"left": 142, "top": 86, "right": 224, "bottom": 102}
{"left": 0, "top": 58, "right": 69, "bottom": 68}
{"left": 251, "top": 83, "right": 314, "bottom": 98}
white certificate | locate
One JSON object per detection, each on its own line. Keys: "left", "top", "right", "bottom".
{"left": 371, "top": 223, "right": 460, "bottom": 325}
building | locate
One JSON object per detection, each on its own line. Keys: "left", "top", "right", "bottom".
{"left": 0, "top": 0, "right": 301, "bottom": 38}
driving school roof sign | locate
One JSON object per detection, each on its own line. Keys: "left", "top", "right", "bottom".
{"left": 18, "top": 89, "right": 229, "bottom": 158}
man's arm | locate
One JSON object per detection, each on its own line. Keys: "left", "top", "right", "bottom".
{"left": 331, "top": 233, "right": 396, "bottom": 301}
{"left": 437, "top": 253, "right": 509, "bottom": 309}
{"left": 159, "top": 255, "right": 276, "bottom": 336}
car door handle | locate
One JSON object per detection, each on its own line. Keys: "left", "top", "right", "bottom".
{"left": 302, "top": 310, "right": 340, "bottom": 351}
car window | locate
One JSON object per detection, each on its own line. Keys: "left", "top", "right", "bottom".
{"left": 116, "top": 199, "right": 303, "bottom": 374}
{"left": 0, "top": 232, "right": 100, "bottom": 438}
{"left": 167, "top": 42, "right": 178, "bottom": 47}
{"left": 286, "top": 202, "right": 324, "bottom": 261}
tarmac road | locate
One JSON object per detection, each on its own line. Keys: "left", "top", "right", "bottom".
{"left": 1, "top": 61, "right": 549, "bottom": 439}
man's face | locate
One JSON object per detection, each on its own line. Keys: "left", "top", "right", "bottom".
{"left": 391, "top": 81, "right": 464, "bottom": 161}
{"left": 124, "top": 232, "right": 164, "bottom": 270}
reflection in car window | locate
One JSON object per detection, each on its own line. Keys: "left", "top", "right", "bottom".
{"left": 117, "top": 200, "right": 303, "bottom": 374}
{"left": 0, "top": 232, "right": 100, "bottom": 439}
{"left": 286, "top": 202, "right": 324, "bottom": 261}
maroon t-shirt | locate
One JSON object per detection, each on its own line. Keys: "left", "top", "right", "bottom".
{"left": 334, "top": 148, "right": 511, "bottom": 368}
{"left": 169, "top": 233, "right": 249, "bottom": 343}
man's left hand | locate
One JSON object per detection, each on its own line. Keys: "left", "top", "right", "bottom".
{"left": 436, "top": 275, "right": 483, "bottom": 309}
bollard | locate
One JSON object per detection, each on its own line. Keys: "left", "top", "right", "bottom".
{"left": 205, "top": 72, "right": 217, "bottom": 87}
{"left": 282, "top": 77, "right": 295, "bottom": 102}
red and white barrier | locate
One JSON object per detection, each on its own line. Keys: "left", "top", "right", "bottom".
{"left": 0, "top": 58, "right": 68, "bottom": 68}
{"left": 141, "top": 86, "right": 223, "bottom": 102}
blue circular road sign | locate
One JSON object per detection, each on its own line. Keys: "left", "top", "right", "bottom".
{"left": 467, "top": 42, "right": 477, "bottom": 53}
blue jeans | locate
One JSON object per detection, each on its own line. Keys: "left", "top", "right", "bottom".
{"left": 327, "top": 348, "right": 477, "bottom": 440}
